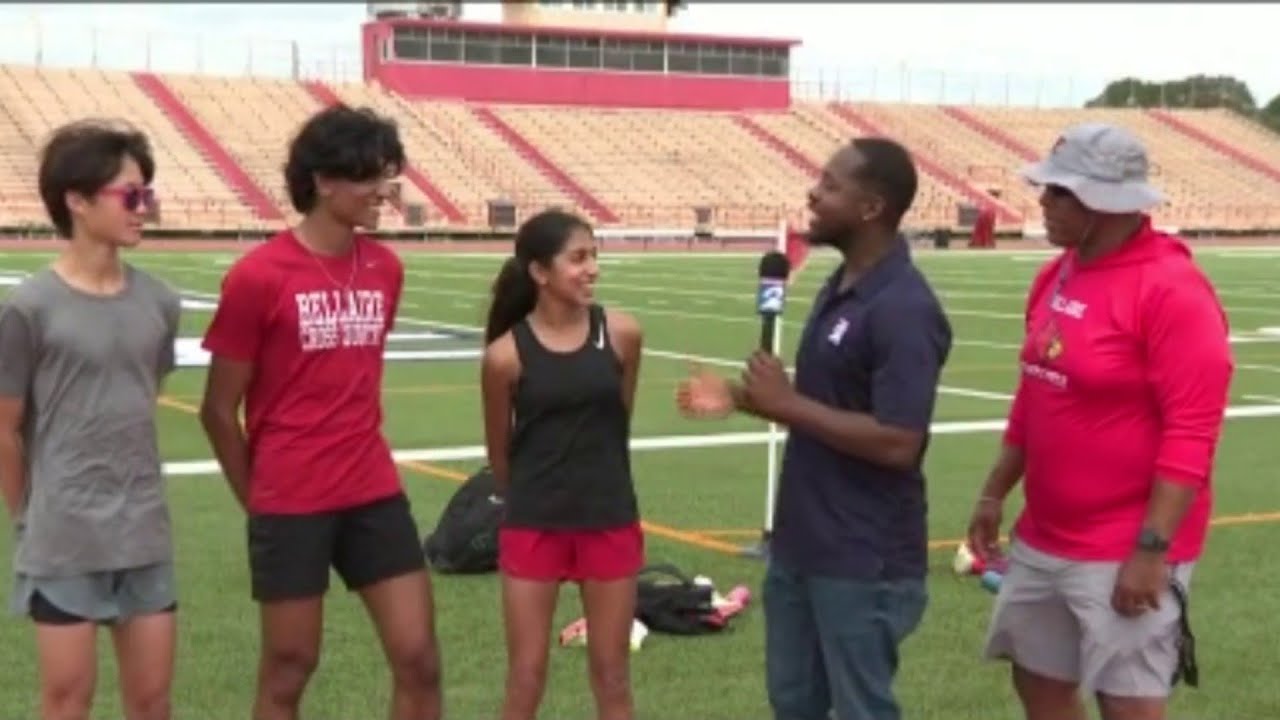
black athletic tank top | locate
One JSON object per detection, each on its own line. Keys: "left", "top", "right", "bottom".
{"left": 504, "top": 304, "right": 639, "bottom": 530}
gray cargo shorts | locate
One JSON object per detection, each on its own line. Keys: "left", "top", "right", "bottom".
{"left": 982, "top": 540, "right": 1193, "bottom": 698}
{"left": 10, "top": 562, "right": 177, "bottom": 625}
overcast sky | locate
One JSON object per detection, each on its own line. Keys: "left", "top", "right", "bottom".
{"left": 0, "top": 2, "right": 1274, "bottom": 108}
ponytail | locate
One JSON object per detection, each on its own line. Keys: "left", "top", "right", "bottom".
{"left": 484, "top": 256, "right": 538, "bottom": 343}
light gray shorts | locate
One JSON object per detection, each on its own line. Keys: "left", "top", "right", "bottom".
{"left": 982, "top": 540, "right": 1193, "bottom": 698}
{"left": 9, "top": 562, "right": 177, "bottom": 625}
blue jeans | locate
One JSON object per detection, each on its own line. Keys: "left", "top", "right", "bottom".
{"left": 764, "top": 559, "right": 927, "bottom": 720}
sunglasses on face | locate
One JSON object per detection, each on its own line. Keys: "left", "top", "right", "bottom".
{"left": 1044, "top": 184, "right": 1075, "bottom": 199}
{"left": 99, "top": 185, "right": 156, "bottom": 213}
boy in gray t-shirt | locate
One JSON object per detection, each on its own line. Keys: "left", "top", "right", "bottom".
{"left": 0, "top": 120, "right": 180, "bottom": 720}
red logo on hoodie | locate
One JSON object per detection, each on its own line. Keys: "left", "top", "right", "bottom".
{"left": 1032, "top": 318, "right": 1064, "bottom": 362}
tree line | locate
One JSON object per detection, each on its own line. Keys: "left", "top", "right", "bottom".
{"left": 1086, "top": 74, "right": 1280, "bottom": 134}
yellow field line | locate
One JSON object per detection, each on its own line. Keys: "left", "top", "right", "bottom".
{"left": 686, "top": 531, "right": 1019, "bottom": 550}
{"left": 151, "top": 399, "right": 742, "bottom": 556}
{"left": 397, "top": 459, "right": 741, "bottom": 554}
{"left": 690, "top": 529, "right": 760, "bottom": 538}
{"left": 691, "top": 511, "right": 1280, "bottom": 553}
{"left": 1207, "top": 511, "right": 1280, "bottom": 527}
{"left": 158, "top": 395, "right": 200, "bottom": 414}
{"left": 639, "top": 524, "right": 742, "bottom": 554}
{"left": 396, "top": 458, "right": 471, "bottom": 483}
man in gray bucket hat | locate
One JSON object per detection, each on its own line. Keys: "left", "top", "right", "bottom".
{"left": 965, "top": 123, "right": 1233, "bottom": 720}
{"left": 1021, "top": 122, "right": 1164, "bottom": 216}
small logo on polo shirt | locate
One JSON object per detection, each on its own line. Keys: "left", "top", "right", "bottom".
{"left": 828, "top": 317, "right": 850, "bottom": 345}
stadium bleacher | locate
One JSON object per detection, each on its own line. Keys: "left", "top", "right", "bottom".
{"left": 964, "top": 106, "right": 1280, "bottom": 231}
{"left": 0, "top": 65, "right": 257, "bottom": 230}
{"left": 1, "top": 63, "right": 1279, "bottom": 235}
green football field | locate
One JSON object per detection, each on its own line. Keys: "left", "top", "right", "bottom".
{"left": 0, "top": 243, "right": 1278, "bottom": 719}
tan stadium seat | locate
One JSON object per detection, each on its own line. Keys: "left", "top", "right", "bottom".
{"left": 0, "top": 64, "right": 260, "bottom": 230}
{"left": 490, "top": 104, "right": 811, "bottom": 231}
{"left": 965, "top": 106, "right": 1280, "bottom": 232}
{"left": 0, "top": 62, "right": 1276, "bottom": 236}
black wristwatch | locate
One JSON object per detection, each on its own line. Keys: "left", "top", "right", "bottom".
{"left": 1136, "top": 528, "right": 1170, "bottom": 554}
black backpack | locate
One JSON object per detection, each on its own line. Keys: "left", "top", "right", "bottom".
{"left": 422, "top": 466, "right": 503, "bottom": 574}
{"left": 634, "top": 563, "right": 726, "bottom": 635}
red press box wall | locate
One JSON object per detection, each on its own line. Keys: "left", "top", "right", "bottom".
{"left": 361, "top": 21, "right": 791, "bottom": 110}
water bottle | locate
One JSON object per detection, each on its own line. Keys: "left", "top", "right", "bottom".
{"left": 980, "top": 570, "right": 1003, "bottom": 594}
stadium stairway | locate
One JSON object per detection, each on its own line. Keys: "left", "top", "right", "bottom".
{"left": 1147, "top": 109, "right": 1280, "bottom": 186}
{"left": 300, "top": 80, "right": 466, "bottom": 225}
{"left": 733, "top": 114, "right": 821, "bottom": 178}
{"left": 131, "top": 72, "right": 282, "bottom": 222}
{"left": 827, "top": 103, "right": 1023, "bottom": 225}
{"left": 939, "top": 106, "right": 1039, "bottom": 162}
{"left": 469, "top": 106, "right": 619, "bottom": 225}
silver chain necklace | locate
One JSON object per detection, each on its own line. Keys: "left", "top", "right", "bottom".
{"left": 298, "top": 231, "right": 360, "bottom": 291}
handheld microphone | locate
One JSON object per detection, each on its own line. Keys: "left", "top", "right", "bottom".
{"left": 756, "top": 250, "right": 791, "bottom": 353}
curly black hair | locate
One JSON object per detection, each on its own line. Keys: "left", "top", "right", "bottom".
{"left": 283, "top": 104, "right": 406, "bottom": 214}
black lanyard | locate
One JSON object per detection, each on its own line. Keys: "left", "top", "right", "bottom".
{"left": 1170, "top": 577, "right": 1199, "bottom": 688}
{"left": 1044, "top": 254, "right": 1074, "bottom": 315}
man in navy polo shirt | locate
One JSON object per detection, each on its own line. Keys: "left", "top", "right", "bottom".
{"left": 677, "top": 137, "right": 952, "bottom": 720}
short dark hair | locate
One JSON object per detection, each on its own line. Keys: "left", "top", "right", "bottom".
{"left": 284, "top": 104, "right": 406, "bottom": 214}
{"left": 37, "top": 119, "right": 155, "bottom": 238}
{"left": 850, "top": 137, "right": 918, "bottom": 227}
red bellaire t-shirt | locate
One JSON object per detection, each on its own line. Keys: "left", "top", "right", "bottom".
{"left": 1005, "top": 218, "right": 1234, "bottom": 563}
{"left": 202, "top": 230, "right": 404, "bottom": 514}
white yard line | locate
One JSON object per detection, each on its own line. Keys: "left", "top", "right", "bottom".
{"left": 1239, "top": 363, "right": 1280, "bottom": 375}
{"left": 643, "top": 348, "right": 1012, "bottom": 401}
{"left": 160, "top": 401, "right": 1280, "bottom": 477}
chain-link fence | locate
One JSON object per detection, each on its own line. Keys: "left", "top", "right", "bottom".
{"left": 0, "top": 21, "right": 364, "bottom": 84}
{"left": 0, "top": 20, "right": 1262, "bottom": 110}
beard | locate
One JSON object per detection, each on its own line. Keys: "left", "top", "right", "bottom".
{"left": 806, "top": 222, "right": 843, "bottom": 249}
{"left": 810, "top": 221, "right": 867, "bottom": 251}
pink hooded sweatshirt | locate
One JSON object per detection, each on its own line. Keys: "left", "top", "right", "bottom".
{"left": 1005, "top": 218, "right": 1234, "bottom": 563}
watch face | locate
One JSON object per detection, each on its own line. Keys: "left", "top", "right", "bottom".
{"left": 1139, "top": 529, "right": 1169, "bottom": 551}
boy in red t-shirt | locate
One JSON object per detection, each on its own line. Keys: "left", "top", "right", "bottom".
{"left": 198, "top": 105, "right": 441, "bottom": 720}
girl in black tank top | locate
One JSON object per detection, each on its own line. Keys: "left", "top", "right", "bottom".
{"left": 480, "top": 210, "right": 644, "bottom": 720}
{"left": 506, "top": 303, "right": 638, "bottom": 528}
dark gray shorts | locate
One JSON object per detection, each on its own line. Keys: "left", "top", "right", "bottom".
{"left": 9, "top": 562, "right": 177, "bottom": 625}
